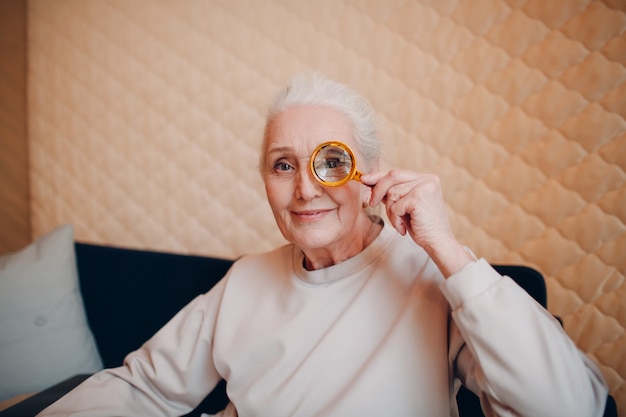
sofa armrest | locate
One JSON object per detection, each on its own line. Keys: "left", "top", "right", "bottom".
{"left": 0, "top": 374, "right": 90, "bottom": 417}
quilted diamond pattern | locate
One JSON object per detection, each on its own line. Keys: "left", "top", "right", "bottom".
{"left": 28, "top": 0, "right": 625, "bottom": 412}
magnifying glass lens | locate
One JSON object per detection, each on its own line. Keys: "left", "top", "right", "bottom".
{"left": 313, "top": 145, "right": 353, "bottom": 183}
{"left": 310, "top": 141, "right": 362, "bottom": 187}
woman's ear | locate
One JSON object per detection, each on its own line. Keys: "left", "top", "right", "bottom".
{"left": 361, "top": 185, "right": 372, "bottom": 208}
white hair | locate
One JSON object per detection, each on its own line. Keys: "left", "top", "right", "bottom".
{"left": 260, "top": 73, "right": 381, "bottom": 174}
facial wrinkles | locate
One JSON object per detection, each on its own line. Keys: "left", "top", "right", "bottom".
{"left": 263, "top": 106, "right": 372, "bottom": 265}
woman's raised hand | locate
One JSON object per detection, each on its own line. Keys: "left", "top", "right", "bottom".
{"left": 361, "top": 169, "right": 474, "bottom": 277}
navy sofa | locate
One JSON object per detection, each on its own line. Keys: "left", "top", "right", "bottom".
{"left": 0, "top": 243, "right": 616, "bottom": 417}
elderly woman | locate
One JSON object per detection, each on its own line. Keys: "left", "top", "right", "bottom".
{"left": 38, "top": 75, "right": 607, "bottom": 417}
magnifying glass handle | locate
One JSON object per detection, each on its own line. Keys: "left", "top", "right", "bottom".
{"left": 353, "top": 170, "right": 374, "bottom": 188}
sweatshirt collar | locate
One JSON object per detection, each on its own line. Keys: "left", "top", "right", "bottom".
{"left": 292, "top": 217, "right": 396, "bottom": 285}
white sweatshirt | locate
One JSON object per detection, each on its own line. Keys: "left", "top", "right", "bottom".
{"left": 38, "top": 220, "right": 607, "bottom": 417}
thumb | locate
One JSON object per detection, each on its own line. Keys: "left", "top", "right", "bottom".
{"left": 360, "top": 171, "right": 385, "bottom": 186}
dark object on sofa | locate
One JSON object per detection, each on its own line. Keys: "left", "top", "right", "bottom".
{"left": 75, "top": 243, "right": 233, "bottom": 371}
{"left": 0, "top": 243, "right": 616, "bottom": 417}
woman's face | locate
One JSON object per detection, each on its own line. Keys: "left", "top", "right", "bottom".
{"left": 262, "top": 105, "right": 369, "bottom": 254}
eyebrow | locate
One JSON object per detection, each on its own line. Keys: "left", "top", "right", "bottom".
{"left": 266, "top": 146, "right": 293, "bottom": 156}
{"left": 266, "top": 146, "right": 309, "bottom": 160}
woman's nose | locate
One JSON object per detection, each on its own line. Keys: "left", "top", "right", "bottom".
{"left": 295, "top": 168, "right": 323, "bottom": 200}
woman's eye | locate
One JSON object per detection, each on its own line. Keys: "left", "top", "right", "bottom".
{"left": 273, "top": 161, "right": 294, "bottom": 172}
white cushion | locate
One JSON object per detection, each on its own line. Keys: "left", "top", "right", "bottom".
{"left": 0, "top": 224, "right": 103, "bottom": 400}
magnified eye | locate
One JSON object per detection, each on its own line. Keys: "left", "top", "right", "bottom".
{"left": 324, "top": 158, "right": 341, "bottom": 169}
{"left": 315, "top": 154, "right": 351, "bottom": 181}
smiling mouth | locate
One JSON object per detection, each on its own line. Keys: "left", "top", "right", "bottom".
{"left": 292, "top": 209, "right": 331, "bottom": 222}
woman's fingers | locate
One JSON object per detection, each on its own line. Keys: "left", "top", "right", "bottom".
{"left": 362, "top": 170, "right": 437, "bottom": 207}
{"left": 361, "top": 170, "right": 422, "bottom": 207}
{"left": 385, "top": 197, "right": 410, "bottom": 235}
{"left": 362, "top": 170, "right": 452, "bottom": 244}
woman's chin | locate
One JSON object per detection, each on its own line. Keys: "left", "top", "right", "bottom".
{"left": 289, "top": 230, "right": 337, "bottom": 252}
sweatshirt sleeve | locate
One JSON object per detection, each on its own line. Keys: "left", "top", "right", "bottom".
{"left": 441, "top": 259, "right": 608, "bottom": 417}
{"left": 36, "top": 278, "right": 229, "bottom": 417}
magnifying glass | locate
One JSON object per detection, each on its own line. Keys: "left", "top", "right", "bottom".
{"left": 310, "top": 141, "right": 364, "bottom": 187}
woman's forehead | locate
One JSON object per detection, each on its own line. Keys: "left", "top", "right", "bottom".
{"left": 266, "top": 105, "right": 355, "bottom": 150}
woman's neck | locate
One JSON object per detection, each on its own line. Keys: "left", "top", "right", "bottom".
{"left": 302, "top": 215, "right": 383, "bottom": 271}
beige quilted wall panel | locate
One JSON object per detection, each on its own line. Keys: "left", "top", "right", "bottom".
{"left": 28, "top": 0, "right": 625, "bottom": 411}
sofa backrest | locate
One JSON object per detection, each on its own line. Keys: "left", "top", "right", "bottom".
{"left": 75, "top": 243, "right": 234, "bottom": 369}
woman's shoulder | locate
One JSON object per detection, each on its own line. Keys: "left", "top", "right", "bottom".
{"left": 216, "top": 244, "right": 297, "bottom": 303}
{"left": 234, "top": 243, "right": 293, "bottom": 266}
{"left": 225, "top": 244, "right": 296, "bottom": 283}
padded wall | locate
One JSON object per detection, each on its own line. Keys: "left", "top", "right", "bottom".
{"left": 28, "top": 0, "right": 625, "bottom": 411}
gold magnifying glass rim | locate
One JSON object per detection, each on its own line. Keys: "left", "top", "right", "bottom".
{"left": 310, "top": 141, "right": 360, "bottom": 187}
